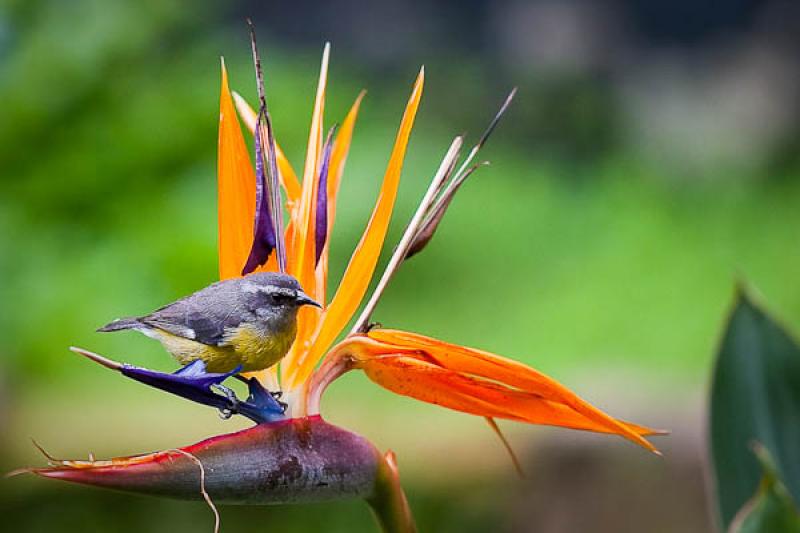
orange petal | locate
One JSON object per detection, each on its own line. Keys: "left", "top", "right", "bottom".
{"left": 286, "top": 68, "right": 424, "bottom": 389}
{"left": 316, "top": 90, "right": 366, "bottom": 303}
{"left": 324, "top": 332, "right": 661, "bottom": 453}
{"left": 281, "top": 44, "right": 331, "bottom": 386}
{"left": 217, "top": 58, "right": 256, "bottom": 280}
{"left": 232, "top": 91, "right": 302, "bottom": 207}
{"left": 368, "top": 329, "right": 659, "bottom": 452}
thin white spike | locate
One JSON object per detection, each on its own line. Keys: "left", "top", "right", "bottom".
{"left": 350, "top": 136, "right": 463, "bottom": 334}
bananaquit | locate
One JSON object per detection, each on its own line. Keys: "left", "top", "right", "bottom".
{"left": 98, "top": 272, "right": 321, "bottom": 375}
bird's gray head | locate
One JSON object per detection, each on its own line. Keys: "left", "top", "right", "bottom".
{"left": 239, "top": 272, "right": 321, "bottom": 319}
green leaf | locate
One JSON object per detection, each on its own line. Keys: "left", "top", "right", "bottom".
{"left": 710, "top": 288, "right": 800, "bottom": 529}
{"left": 729, "top": 444, "right": 800, "bottom": 533}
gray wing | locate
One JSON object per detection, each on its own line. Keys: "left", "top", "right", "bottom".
{"left": 140, "top": 279, "right": 254, "bottom": 346}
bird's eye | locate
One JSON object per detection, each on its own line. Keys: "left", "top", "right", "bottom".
{"left": 271, "top": 292, "right": 292, "bottom": 304}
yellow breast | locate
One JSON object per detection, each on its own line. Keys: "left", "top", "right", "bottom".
{"left": 222, "top": 322, "right": 296, "bottom": 372}
{"left": 149, "top": 323, "right": 296, "bottom": 374}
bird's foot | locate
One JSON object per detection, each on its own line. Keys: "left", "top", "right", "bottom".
{"left": 212, "top": 383, "right": 240, "bottom": 404}
{"left": 211, "top": 383, "right": 241, "bottom": 418}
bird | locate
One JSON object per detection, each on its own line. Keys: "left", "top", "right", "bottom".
{"left": 98, "top": 272, "right": 321, "bottom": 375}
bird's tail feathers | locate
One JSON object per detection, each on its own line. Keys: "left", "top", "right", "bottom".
{"left": 97, "top": 317, "right": 143, "bottom": 333}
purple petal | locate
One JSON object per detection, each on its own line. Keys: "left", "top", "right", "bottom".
{"left": 314, "top": 126, "right": 337, "bottom": 266}
{"left": 406, "top": 163, "right": 485, "bottom": 259}
{"left": 246, "top": 28, "right": 287, "bottom": 273}
{"left": 263, "top": 112, "right": 287, "bottom": 272}
{"left": 242, "top": 112, "right": 277, "bottom": 275}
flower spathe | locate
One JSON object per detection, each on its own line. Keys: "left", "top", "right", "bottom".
{"left": 31, "top": 417, "right": 383, "bottom": 505}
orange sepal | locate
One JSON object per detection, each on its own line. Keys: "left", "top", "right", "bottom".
{"left": 336, "top": 332, "right": 661, "bottom": 453}
{"left": 286, "top": 69, "right": 424, "bottom": 389}
{"left": 217, "top": 59, "right": 256, "bottom": 280}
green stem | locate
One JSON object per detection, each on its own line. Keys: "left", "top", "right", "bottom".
{"left": 366, "top": 451, "right": 417, "bottom": 533}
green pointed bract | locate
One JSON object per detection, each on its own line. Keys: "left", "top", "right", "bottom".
{"left": 710, "top": 288, "right": 800, "bottom": 529}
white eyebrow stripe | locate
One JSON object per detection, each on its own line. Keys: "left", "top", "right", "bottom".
{"left": 242, "top": 283, "right": 295, "bottom": 297}
{"left": 242, "top": 282, "right": 268, "bottom": 294}
{"left": 273, "top": 288, "right": 295, "bottom": 297}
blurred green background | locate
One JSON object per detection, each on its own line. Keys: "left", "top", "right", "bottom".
{"left": 2, "top": 0, "right": 799, "bottom": 531}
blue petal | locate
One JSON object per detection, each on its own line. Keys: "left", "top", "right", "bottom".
{"left": 120, "top": 362, "right": 285, "bottom": 424}
{"left": 120, "top": 361, "right": 240, "bottom": 411}
{"left": 70, "top": 347, "right": 286, "bottom": 424}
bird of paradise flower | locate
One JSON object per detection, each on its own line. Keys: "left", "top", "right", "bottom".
{"left": 19, "top": 27, "right": 664, "bottom": 533}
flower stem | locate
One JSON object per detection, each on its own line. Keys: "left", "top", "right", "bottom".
{"left": 305, "top": 347, "right": 354, "bottom": 415}
{"left": 366, "top": 451, "right": 417, "bottom": 533}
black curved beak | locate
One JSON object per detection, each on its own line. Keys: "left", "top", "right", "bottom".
{"left": 296, "top": 291, "right": 322, "bottom": 309}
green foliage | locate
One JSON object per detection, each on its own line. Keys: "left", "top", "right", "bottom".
{"left": 729, "top": 444, "right": 800, "bottom": 533}
{"left": 710, "top": 290, "right": 800, "bottom": 529}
